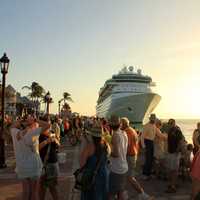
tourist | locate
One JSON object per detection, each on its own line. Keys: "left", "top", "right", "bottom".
{"left": 102, "top": 119, "right": 112, "bottom": 145}
{"left": 39, "top": 116, "right": 60, "bottom": 200}
{"left": 191, "top": 134, "right": 200, "bottom": 200}
{"left": 165, "top": 126, "right": 184, "bottom": 193}
{"left": 154, "top": 119, "right": 166, "bottom": 179}
{"left": 161, "top": 119, "right": 176, "bottom": 134}
{"left": 69, "top": 116, "right": 81, "bottom": 141}
{"left": 192, "top": 122, "right": 200, "bottom": 155}
{"left": 51, "top": 117, "right": 61, "bottom": 142}
{"left": 108, "top": 115, "right": 128, "bottom": 200}
{"left": 121, "top": 117, "right": 153, "bottom": 200}
{"left": 101, "top": 118, "right": 110, "bottom": 133}
{"left": 4, "top": 115, "right": 13, "bottom": 145}
{"left": 88, "top": 117, "right": 94, "bottom": 128}
{"left": 180, "top": 143, "right": 194, "bottom": 169}
{"left": 142, "top": 114, "right": 166, "bottom": 180}
{"left": 58, "top": 118, "right": 65, "bottom": 139}
{"left": 10, "top": 116, "right": 50, "bottom": 200}
{"left": 79, "top": 123, "right": 110, "bottom": 200}
{"left": 179, "top": 143, "right": 194, "bottom": 180}
{"left": 63, "top": 118, "right": 70, "bottom": 137}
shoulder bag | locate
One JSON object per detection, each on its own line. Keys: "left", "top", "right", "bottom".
{"left": 73, "top": 152, "right": 105, "bottom": 192}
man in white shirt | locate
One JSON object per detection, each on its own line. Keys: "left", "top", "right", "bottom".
{"left": 108, "top": 115, "right": 128, "bottom": 200}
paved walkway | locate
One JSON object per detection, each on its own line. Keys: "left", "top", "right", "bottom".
{"left": 0, "top": 141, "right": 192, "bottom": 200}
{"left": 126, "top": 178, "right": 191, "bottom": 200}
{"left": 0, "top": 140, "right": 79, "bottom": 200}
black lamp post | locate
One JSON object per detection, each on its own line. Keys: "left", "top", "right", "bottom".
{"left": 45, "top": 91, "right": 52, "bottom": 115}
{"left": 0, "top": 53, "right": 9, "bottom": 168}
{"left": 58, "top": 100, "right": 61, "bottom": 116}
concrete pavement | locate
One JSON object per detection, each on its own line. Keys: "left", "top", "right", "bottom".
{"left": 0, "top": 140, "right": 80, "bottom": 200}
{"left": 0, "top": 140, "right": 192, "bottom": 200}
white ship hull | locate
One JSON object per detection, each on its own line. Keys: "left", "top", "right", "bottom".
{"left": 96, "top": 93, "right": 161, "bottom": 124}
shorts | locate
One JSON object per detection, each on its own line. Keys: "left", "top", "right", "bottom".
{"left": 127, "top": 155, "right": 137, "bottom": 177}
{"left": 18, "top": 176, "right": 40, "bottom": 181}
{"left": 109, "top": 172, "right": 127, "bottom": 195}
{"left": 166, "top": 153, "right": 181, "bottom": 171}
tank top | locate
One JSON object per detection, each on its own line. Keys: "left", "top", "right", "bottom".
{"left": 110, "top": 129, "right": 128, "bottom": 174}
{"left": 125, "top": 127, "right": 138, "bottom": 156}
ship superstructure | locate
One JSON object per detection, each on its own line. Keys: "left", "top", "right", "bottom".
{"left": 96, "top": 66, "right": 161, "bottom": 124}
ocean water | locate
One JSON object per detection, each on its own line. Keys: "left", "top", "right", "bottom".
{"left": 173, "top": 119, "right": 199, "bottom": 143}
{"left": 133, "top": 119, "right": 200, "bottom": 143}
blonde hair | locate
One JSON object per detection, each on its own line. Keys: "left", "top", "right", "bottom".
{"left": 121, "top": 117, "right": 129, "bottom": 127}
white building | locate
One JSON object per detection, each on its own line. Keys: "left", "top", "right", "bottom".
{"left": 0, "top": 84, "right": 17, "bottom": 116}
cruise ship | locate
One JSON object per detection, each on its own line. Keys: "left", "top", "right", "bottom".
{"left": 96, "top": 66, "right": 161, "bottom": 124}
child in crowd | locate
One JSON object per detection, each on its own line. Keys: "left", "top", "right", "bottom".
{"left": 185, "top": 144, "right": 194, "bottom": 168}
{"left": 179, "top": 143, "right": 194, "bottom": 180}
{"left": 154, "top": 119, "right": 167, "bottom": 179}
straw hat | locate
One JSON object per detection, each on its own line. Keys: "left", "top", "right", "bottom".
{"left": 86, "top": 124, "right": 103, "bottom": 138}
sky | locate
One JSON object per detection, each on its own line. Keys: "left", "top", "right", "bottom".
{"left": 0, "top": 0, "right": 200, "bottom": 119}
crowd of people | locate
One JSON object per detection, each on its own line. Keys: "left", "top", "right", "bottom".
{"left": 6, "top": 112, "right": 200, "bottom": 200}
{"left": 78, "top": 114, "right": 200, "bottom": 200}
{"left": 8, "top": 114, "right": 107, "bottom": 200}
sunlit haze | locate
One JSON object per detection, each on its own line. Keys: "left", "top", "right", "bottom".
{"left": 1, "top": 0, "right": 200, "bottom": 119}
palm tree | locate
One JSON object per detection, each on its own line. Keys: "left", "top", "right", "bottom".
{"left": 22, "top": 82, "right": 45, "bottom": 100}
{"left": 58, "top": 92, "right": 73, "bottom": 117}
{"left": 42, "top": 91, "right": 53, "bottom": 114}
{"left": 22, "top": 82, "right": 45, "bottom": 114}
{"left": 63, "top": 92, "right": 73, "bottom": 104}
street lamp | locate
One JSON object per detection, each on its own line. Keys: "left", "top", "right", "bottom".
{"left": 0, "top": 53, "right": 10, "bottom": 168}
{"left": 45, "top": 91, "right": 52, "bottom": 115}
{"left": 58, "top": 100, "right": 62, "bottom": 116}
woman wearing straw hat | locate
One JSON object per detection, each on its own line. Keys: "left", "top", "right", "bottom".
{"left": 80, "top": 123, "right": 110, "bottom": 200}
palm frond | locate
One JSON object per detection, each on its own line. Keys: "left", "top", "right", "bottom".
{"left": 66, "top": 97, "right": 74, "bottom": 102}
{"left": 59, "top": 99, "right": 64, "bottom": 103}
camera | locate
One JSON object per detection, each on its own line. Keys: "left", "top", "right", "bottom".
{"left": 51, "top": 133, "right": 56, "bottom": 138}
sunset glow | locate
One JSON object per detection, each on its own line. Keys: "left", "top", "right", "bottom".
{"left": 0, "top": 0, "right": 200, "bottom": 119}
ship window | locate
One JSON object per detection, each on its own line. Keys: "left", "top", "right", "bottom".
{"left": 128, "top": 107, "right": 133, "bottom": 112}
